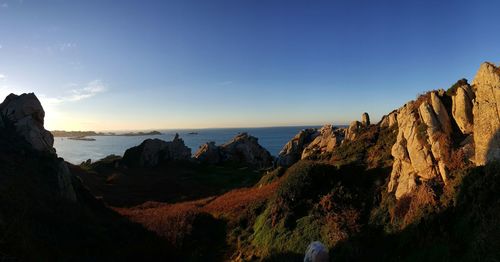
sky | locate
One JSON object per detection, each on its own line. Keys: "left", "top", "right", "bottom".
{"left": 0, "top": 0, "right": 500, "bottom": 131}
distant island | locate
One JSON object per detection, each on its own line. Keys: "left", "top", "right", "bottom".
{"left": 68, "top": 137, "right": 97, "bottom": 141}
{"left": 52, "top": 130, "right": 162, "bottom": 137}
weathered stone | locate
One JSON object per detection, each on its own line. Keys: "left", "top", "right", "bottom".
{"left": 0, "top": 93, "right": 55, "bottom": 153}
{"left": 193, "top": 141, "right": 221, "bottom": 164}
{"left": 452, "top": 84, "right": 474, "bottom": 134}
{"left": 301, "top": 125, "right": 344, "bottom": 160}
{"left": 379, "top": 111, "right": 397, "bottom": 128}
{"left": 388, "top": 102, "right": 443, "bottom": 198}
{"left": 472, "top": 62, "right": 500, "bottom": 165}
{"left": 361, "top": 112, "right": 370, "bottom": 126}
{"left": 194, "top": 133, "right": 273, "bottom": 168}
{"left": 430, "top": 92, "right": 452, "bottom": 135}
{"left": 219, "top": 133, "right": 274, "bottom": 168}
{"left": 122, "top": 134, "right": 191, "bottom": 167}
{"left": 276, "top": 128, "right": 318, "bottom": 167}
{"left": 345, "top": 121, "right": 362, "bottom": 141}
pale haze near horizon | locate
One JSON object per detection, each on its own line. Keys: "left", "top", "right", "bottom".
{"left": 0, "top": 0, "right": 499, "bottom": 131}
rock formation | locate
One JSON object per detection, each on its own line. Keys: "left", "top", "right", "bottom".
{"left": 451, "top": 82, "right": 474, "bottom": 134}
{"left": 194, "top": 133, "right": 273, "bottom": 168}
{"left": 345, "top": 121, "right": 362, "bottom": 141}
{"left": 472, "top": 62, "right": 500, "bottom": 165}
{"left": 388, "top": 62, "right": 500, "bottom": 198}
{"left": 361, "top": 112, "right": 370, "bottom": 126}
{"left": 276, "top": 128, "right": 318, "bottom": 167}
{"left": 122, "top": 134, "right": 191, "bottom": 167}
{"left": 0, "top": 93, "right": 55, "bottom": 153}
{"left": 193, "top": 141, "right": 221, "bottom": 164}
{"left": 0, "top": 93, "right": 77, "bottom": 202}
{"left": 379, "top": 110, "right": 398, "bottom": 128}
{"left": 301, "top": 125, "right": 344, "bottom": 160}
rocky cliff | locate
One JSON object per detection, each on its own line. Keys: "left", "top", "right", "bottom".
{"left": 275, "top": 62, "right": 500, "bottom": 200}
{"left": 472, "top": 62, "right": 500, "bottom": 165}
{"left": 388, "top": 62, "right": 500, "bottom": 198}
{"left": 276, "top": 113, "right": 371, "bottom": 167}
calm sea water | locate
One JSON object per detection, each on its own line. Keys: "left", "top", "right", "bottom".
{"left": 54, "top": 126, "right": 321, "bottom": 164}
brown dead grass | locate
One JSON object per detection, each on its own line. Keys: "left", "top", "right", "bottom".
{"left": 390, "top": 184, "right": 437, "bottom": 228}
{"left": 115, "top": 180, "right": 281, "bottom": 246}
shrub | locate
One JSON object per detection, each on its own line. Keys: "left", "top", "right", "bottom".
{"left": 366, "top": 126, "right": 398, "bottom": 168}
{"left": 416, "top": 121, "right": 428, "bottom": 143}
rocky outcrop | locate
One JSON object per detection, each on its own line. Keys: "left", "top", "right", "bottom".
{"left": 194, "top": 133, "right": 273, "bottom": 168}
{"left": 472, "top": 62, "right": 500, "bottom": 165}
{"left": 276, "top": 128, "right": 318, "bottom": 167}
{"left": 430, "top": 92, "right": 452, "bottom": 135}
{"left": 0, "top": 93, "right": 55, "bottom": 153}
{"left": 193, "top": 141, "right": 221, "bottom": 164}
{"left": 452, "top": 83, "right": 474, "bottom": 134}
{"left": 122, "top": 134, "right": 191, "bottom": 167}
{"left": 379, "top": 110, "right": 398, "bottom": 128}
{"left": 345, "top": 121, "right": 362, "bottom": 141}
{"left": 388, "top": 62, "right": 500, "bottom": 198}
{"left": 361, "top": 112, "right": 370, "bottom": 126}
{"left": 0, "top": 93, "right": 77, "bottom": 202}
{"left": 388, "top": 97, "right": 450, "bottom": 199}
{"left": 301, "top": 125, "right": 344, "bottom": 160}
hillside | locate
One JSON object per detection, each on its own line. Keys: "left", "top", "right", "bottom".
{"left": 0, "top": 61, "right": 499, "bottom": 261}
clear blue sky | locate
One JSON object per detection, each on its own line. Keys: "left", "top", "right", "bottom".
{"left": 0, "top": 0, "right": 499, "bottom": 130}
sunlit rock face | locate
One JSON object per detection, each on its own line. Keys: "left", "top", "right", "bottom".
{"left": 122, "top": 134, "right": 191, "bottom": 167}
{"left": 379, "top": 110, "right": 398, "bottom": 128}
{"left": 194, "top": 141, "right": 222, "bottom": 164}
{"left": 472, "top": 62, "right": 500, "bottom": 165}
{"left": 388, "top": 62, "right": 500, "bottom": 199}
{"left": 388, "top": 91, "right": 456, "bottom": 199}
{"left": 452, "top": 82, "right": 474, "bottom": 134}
{"left": 276, "top": 128, "right": 318, "bottom": 167}
{"left": 301, "top": 124, "right": 344, "bottom": 160}
{"left": 0, "top": 93, "right": 55, "bottom": 153}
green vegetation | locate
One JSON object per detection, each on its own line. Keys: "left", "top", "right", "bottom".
{"left": 249, "top": 161, "right": 372, "bottom": 259}
{"left": 416, "top": 121, "right": 428, "bottom": 143}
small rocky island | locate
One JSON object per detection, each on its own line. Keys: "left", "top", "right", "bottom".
{"left": 52, "top": 130, "right": 162, "bottom": 138}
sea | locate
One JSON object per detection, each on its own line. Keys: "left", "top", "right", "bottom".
{"left": 54, "top": 126, "right": 321, "bottom": 164}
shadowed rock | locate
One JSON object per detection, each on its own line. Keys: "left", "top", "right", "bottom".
{"left": 193, "top": 141, "right": 221, "bottom": 164}
{"left": 122, "top": 134, "right": 191, "bottom": 167}
{"left": 0, "top": 93, "right": 55, "bottom": 153}
{"left": 194, "top": 132, "right": 273, "bottom": 168}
